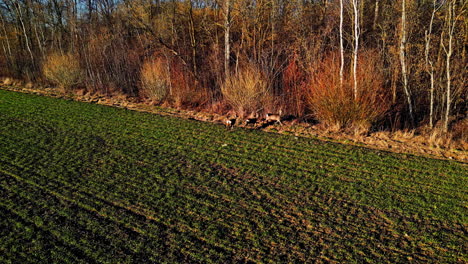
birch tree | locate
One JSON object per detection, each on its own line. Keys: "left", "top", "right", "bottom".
{"left": 223, "top": 0, "right": 231, "bottom": 78}
{"left": 372, "top": 0, "right": 379, "bottom": 31}
{"left": 399, "top": 0, "right": 414, "bottom": 125}
{"left": 14, "top": 1, "right": 34, "bottom": 63}
{"left": 424, "top": 0, "right": 442, "bottom": 129}
{"left": 0, "top": 12, "right": 12, "bottom": 66}
{"left": 187, "top": 0, "right": 197, "bottom": 75}
{"left": 351, "top": 0, "right": 360, "bottom": 99}
{"left": 339, "top": 0, "right": 344, "bottom": 87}
{"left": 441, "top": 0, "right": 465, "bottom": 131}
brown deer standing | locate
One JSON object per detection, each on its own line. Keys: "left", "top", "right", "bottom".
{"left": 265, "top": 109, "right": 283, "bottom": 125}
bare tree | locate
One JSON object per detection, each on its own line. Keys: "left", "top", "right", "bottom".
{"left": 441, "top": 0, "right": 465, "bottom": 131}
{"left": 0, "top": 12, "right": 12, "bottom": 64}
{"left": 351, "top": 0, "right": 360, "bottom": 99}
{"left": 14, "top": 1, "right": 34, "bottom": 63}
{"left": 339, "top": 0, "right": 344, "bottom": 87}
{"left": 372, "top": 0, "right": 379, "bottom": 31}
{"left": 399, "top": 0, "right": 414, "bottom": 125}
{"left": 425, "top": 0, "right": 443, "bottom": 129}
{"left": 223, "top": 0, "right": 231, "bottom": 78}
{"left": 187, "top": 0, "right": 197, "bottom": 75}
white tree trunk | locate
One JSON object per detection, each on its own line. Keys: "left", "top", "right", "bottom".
{"left": 34, "top": 23, "right": 44, "bottom": 59}
{"left": 400, "top": 0, "right": 414, "bottom": 125}
{"left": 445, "top": 37, "right": 452, "bottom": 132}
{"left": 352, "top": 0, "right": 359, "bottom": 99}
{"left": 15, "top": 2, "right": 34, "bottom": 63}
{"left": 270, "top": 0, "right": 275, "bottom": 73}
{"left": 425, "top": 0, "right": 439, "bottom": 129}
{"left": 0, "top": 15, "right": 12, "bottom": 61}
{"left": 443, "top": 1, "right": 457, "bottom": 132}
{"left": 187, "top": 0, "right": 197, "bottom": 75}
{"left": 224, "top": 0, "right": 231, "bottom": 78}
{"left": 373, "top": 0, "right": 380, "bottom": 31}
{"left": 339, "top": 0, "right": 344, "bottom": 87}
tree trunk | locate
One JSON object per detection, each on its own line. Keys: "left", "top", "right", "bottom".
{"left": 270, "top": 0, "right": 275, "bottom": 75}
{"left": 339, "top": 0, "right": 344, "bottom": 87}
{"left": 15, "top": 2, "right": 34, "bottom": 64}
{"left": 425, "top": 0, "right": 439, "bottom": 129}
{"left": 443, "top": 1, "right": 457, "bottom": 132}
{"left": 373, "top": 0, "right": 380, "bottom": 31}
{"left": 224, "top": 0, "right": 231, "bottom": 78}
{"left": 352, "top": 0, "right": 359, "bottom": 99}
{"left": 187, "top": 0, "right": 197, "bottom": 75}
{"left": 0, "top": 14, "right": 12, "bottom": 64}
{"left": 400, "top": 0, "right": 414, "bottom": 125}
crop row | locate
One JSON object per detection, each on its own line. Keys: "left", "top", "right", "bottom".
{"left": 0, "top": 105, "right": 464, "bottom": 223}
{"left": 0, "top": 90, "right": 466, "bottom": 262}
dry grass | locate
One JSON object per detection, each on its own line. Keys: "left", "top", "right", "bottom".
{"left": 392, "top": 129, "right": 415, "bottom": 141}
{"left": 42, "top": 52, "right": 82, "bottom": 92}
{"left": 221, "top": 63, "right": 271, "bottom": 118}
{"left": 1, "top": 83, "right": 465, "bottom": 162}
{"left": 140, "top": 57, "right": 170, "bottom": 102}
{"left": 1, "top": 77, "right": 14, "bottom": 86}
{"left": 140, "top": 57, "right": 207, "bottom": 108}
{"left": 451, "top": 119, "right": 467, "bottom": 143}
{"left": 1, "top": 77, "right": 23, "bottom": 87}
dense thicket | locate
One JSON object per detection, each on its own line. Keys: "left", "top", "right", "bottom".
{"left": 0, "top": 0, "right": 466, "bottom": 131}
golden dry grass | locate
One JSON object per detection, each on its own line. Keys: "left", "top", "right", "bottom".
{"left": 42, "top": 53, "right": 82, "bottom": 91}
{"left": 221, "top": 64, "right": 272, "bottom": 118}
{"left": 140, "top": 58, "right": 170, "bottom": 102}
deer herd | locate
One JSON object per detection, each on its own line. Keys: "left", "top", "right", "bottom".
{"left": 224, "top": 110, "right": 283, "bottom": 129}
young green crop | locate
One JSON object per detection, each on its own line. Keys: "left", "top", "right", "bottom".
{"left": 0, "top": 90, "right": 466, "bottom": 263}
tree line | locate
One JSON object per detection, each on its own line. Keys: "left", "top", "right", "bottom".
{"left": 0, "top": 0, "right": 466, "bottom": 132}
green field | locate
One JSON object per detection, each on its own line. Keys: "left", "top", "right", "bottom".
{"left": 0, "top": 89, "right": 466, "bottom": 263}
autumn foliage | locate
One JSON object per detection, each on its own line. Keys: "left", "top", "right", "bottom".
{"left": 0, "top": 0, "right": 466, "bottom": 134}
{"left": 221, "top": 64, "right": 271, "bottom": 117}
{"left": 307, "top": 52, "right": 389, "bottom": 131}
{"left": 42, "top": 53, "right": 82, "bottom": 91}
{"left": 282, "top": 55, "right": 307, "bottom": 117}
{"left": 140, "top": 57, "right": 170, "bottom": 102}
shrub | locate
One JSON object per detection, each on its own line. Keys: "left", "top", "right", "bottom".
{"left": 307, "top": 51, "right": 390, "bottom": 131}
{"left": 140, "top": 57, "right": 170, "bottom": 102}
{"left": 84, "top": 29, "right": 141, "bottom": 95}
{"left": 42, "top": 52, "right": 82, "bottom": 91}
{"left": 451, "top": 118, "right": 467, "bottom": 143}
{"left": 282, "top": 54, "right": 307, "bottom": 117}
{"left": 221, "top": 64, "right": 271, "bottom": 117}
{"left": 169, "top": 62, "right": 207, "bottom": 108}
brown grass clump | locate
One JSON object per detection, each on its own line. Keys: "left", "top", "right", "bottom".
{"left": 451, "top": 119, "right": 467, "bottom": 144}
{"left": 427, "top": 128, "right": 453, "bottom": 149}
{"left": 429, "top": 119, "right": 467, "bottom": 151}
{"left": 140, "top": 57, "right": 170, "bottom": 102}
{"left": 221, "top": 63, "right": 271, "bottom": 118}
{"left": 42, "top": 52, "right": 82, "bottom": 91}
{"left": 307, "top": 51, "right": 390, "bottom": 132}
{"left": 140, "top": 56, "right": 207, "bottom": 108}
{"left": 2, "top": 77, "right": 13, "bottom": 86}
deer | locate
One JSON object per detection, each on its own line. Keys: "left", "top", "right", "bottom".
{"left": 244, "top": 112, "right": 259, "bottom": 126}
{"left": 265, "top": 109, "right": 283, "bottom": 125}
{"left": 224, "top": 112, "right": 237, "bottom": 129}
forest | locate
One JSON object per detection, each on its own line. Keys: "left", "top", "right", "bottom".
{"left": 0, "top": 0, "right": 466, "bottom": 134}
